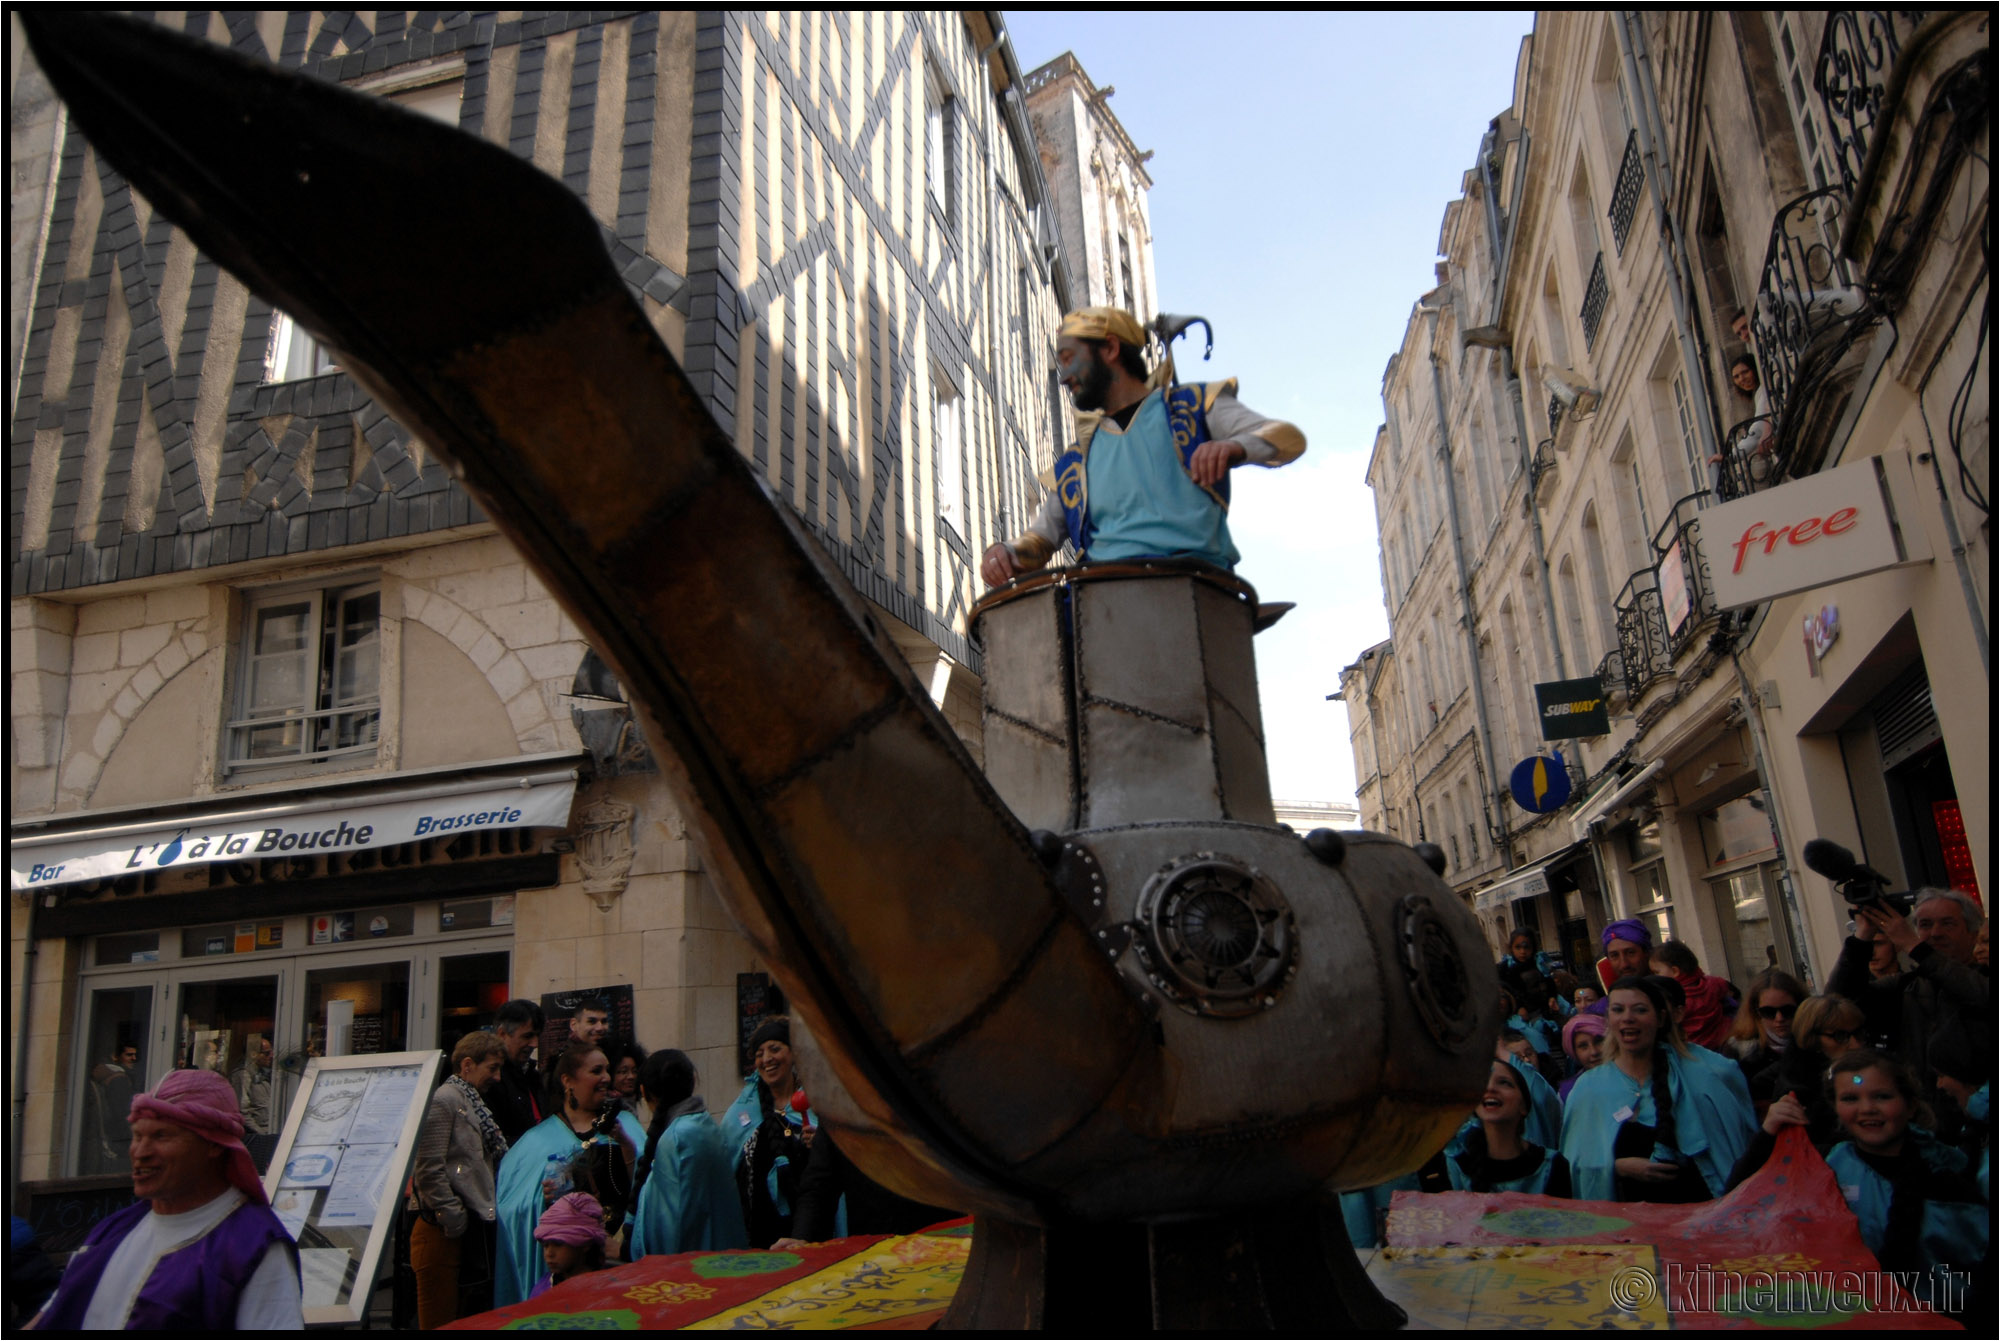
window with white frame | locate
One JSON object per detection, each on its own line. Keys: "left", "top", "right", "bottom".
{"left": 1669, "top": 371, "right": 1707, "bottom": 498}
{"left": 227, "top": 580, "right": 381, "bottom": 773}
{"left": 1773, "top": 16, "right": 1833, "bottom": 190}
{"left": 932, "top": 368, "right": 964, "bottom": 541}
{"left": 265, "top": 312, "right": 338, "bottom": 383}
{"left": 925, "top": 61, "right": 955, "bottom": 225}
{"left": 261, "top": 72, "right": 465, "bottom": 387}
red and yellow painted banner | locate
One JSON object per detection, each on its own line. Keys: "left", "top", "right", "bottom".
{"left": 1372, "top": 1129, "right": 1959, "bottom": 1330}
{"left": 447, "top": 1221, "right": 972, "bottom": 1331}
{"left": 457, "top": 1135, "right": 1959, "bottom": 1331}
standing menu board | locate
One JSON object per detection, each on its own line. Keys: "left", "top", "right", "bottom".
{"left": 260, "top": 1050, "right": 442, "bottom": 1326}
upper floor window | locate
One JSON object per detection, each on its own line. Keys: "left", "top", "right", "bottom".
{"left": 932, "top": 368, "right": 964, "bottom": 542}
{"left": 227, "top": 580, "right": 381, "bottom": 775}
{"left": 265, "top": 312, "right": 337, "bottom": 383}
{"left": 925, "top": 61, "right": 956, "bottom": 227}
{"left": 1774, "top": 17, "right": 1832, "bottom": 190}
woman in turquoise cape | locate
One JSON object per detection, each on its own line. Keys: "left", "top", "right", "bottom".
{"left": 1435, "top": 1055, "right": 1571, "bottom": 1195}
{"left": 1561, "top": 976, "right": 1755, "bottom": 1203}
{"left": 628, "top": 1050, "right": 747, "bottom": 1257}
{"left": 492, "top": 1045, "right": 645, "bottom": 1307}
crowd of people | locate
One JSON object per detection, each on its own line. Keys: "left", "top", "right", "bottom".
{"left": 1346, "top": 891, "right": 1992, "bottom": 1323}
{"left": 409, "top": 1003, "right": 951, "bottom": 1327}
{"left": 25, "top": 887, "right": 1989, "bottom": 1329}
{"left": 23, "top": 1000, "right": 953, "bottom": 1331}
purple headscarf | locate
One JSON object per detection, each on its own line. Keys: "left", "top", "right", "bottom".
{"left": 1601, "top": 918, "right": 1651, "bottom": 950}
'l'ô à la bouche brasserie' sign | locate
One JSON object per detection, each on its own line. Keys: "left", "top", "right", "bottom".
{"left": 11, "top": 780, "right": 575, "bottom": 891}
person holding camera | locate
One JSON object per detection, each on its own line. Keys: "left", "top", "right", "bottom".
{"left": 1828, "top": 889, "right": 1991, "bottom": 1141}
{"left": 408, "top": 1031, "right": 509, "bottom": 1329}
{"left": 491, "top": 1043, "right": 643, "bottom": 1307}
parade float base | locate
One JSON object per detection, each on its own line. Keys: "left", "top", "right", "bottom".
{"left": 451, "top": 1134, "right": 1958, "bottom": 1330}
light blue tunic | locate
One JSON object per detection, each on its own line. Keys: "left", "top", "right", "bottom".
{"left": 628, "top": 1107, "right": 748, "bottom": 1258}
{"left": 1826, "top": 1132, "right": 1987, "bottom": 1310}
{"left": 1084, "top": 392, "right": 1238, "bottom": 568}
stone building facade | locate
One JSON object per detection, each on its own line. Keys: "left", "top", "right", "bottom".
{"left": 1024, "top": 51, "right": 1158, "bottom": 325}
{"left": 1344, "top": 12, "right": 1988, "bottom": 989}
{"left": 8, "top": 9, "right": 1073, "bottom": 1182}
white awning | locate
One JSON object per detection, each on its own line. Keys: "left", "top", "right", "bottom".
{"left": 1472, "top": 843, "right": 1589, "bottom": 915}
{"left": 1569, "top": 760, "right": 1664, "bottom": 843}
{"left": 12, "top": 765, "right": 579, "bottom": 892}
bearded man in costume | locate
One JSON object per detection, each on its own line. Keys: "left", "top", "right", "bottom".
{"left": 30, "top": 1068, "right": 303, "bottom": 1330}
{"left": 980, "top": 307, "right": 1305, "bottom": 586}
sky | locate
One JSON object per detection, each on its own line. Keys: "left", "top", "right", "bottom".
{"left": 1004, "top": 11, "right": 1535, "bottom": 807}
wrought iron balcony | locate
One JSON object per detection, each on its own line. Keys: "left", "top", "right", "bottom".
{"left": 1651, "top": 491, "right": 1718, "bottom": 657}
{"left": 1712, "top": 413, "right": 1778, "bottom": 501}
{"left": 1609, "top": 129, "right": 1643, "bottom": 254}
{"left": 1546, "top": 393, "right": 1565, "bottom": 439}
{"left": 1595, "top": 646, "right": 1627, "bottom": 702}
{"left": 1529, "top": 437, "right": 1558, "bottom": 502}
{"left": 1612, "top": 567, "right": 1673, "bottom": 697}
{"left": 1816, "top": 11, "right": 1926, "bottom": 199}
{"left": 1744, "top": 186, "right": 1870, "bottom": 423}
{"left": 1580, "top": 251, "right": 1609, "bottom": 350}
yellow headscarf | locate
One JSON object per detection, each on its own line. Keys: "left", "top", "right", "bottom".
{"left": 1058, "top": 306, "right": 1146, "bottom": 348}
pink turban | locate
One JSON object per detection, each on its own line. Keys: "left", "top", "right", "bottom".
{"left": 534, "top": 1192, "right": 608, "bottom": 1249}
{"left": 127, "top": 1068, "right": 267, "bottom": 1205}
{"left": 1561, "top": 1013, "right": 1608, "bottom": 1063}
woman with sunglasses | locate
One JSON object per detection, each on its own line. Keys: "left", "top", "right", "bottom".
{"left": 1727, "top": 969, "right": 1808, "bottom": 1118}
{"left": 1746, "top": 994, "right": 1866, "bottom": 1151}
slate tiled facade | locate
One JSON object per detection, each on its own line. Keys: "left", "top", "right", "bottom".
{"left": 7, "top": 10, "right": 1072, "bottom": 1182}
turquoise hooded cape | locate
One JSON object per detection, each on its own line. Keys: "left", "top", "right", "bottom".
{"left": 628, "top": 1102, "right": 748, "bottom": 1258}
{"left": 493, "top": 1111, "right": 647, "bottom": 1306}
{"left": 1559, "top": 1046, "right": 1755, "bottom": 1202}
{"left": 1826, "top": 1130, "right": 1988, "bottom": 1310}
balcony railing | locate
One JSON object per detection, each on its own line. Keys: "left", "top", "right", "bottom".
{"left": 1580, "top": 251, "right": 1609, "bottom": 350}
{"left": 1712, "top": 413, "right": 1778, "bottom": 501}
{"left": 1651, "top": 491, "right": 1718, "bottom": 656}
{"left": 1744, "top": 186, "right": 1869, "bottom": 424}
{"left": 1595, "top": 646, "right": 1627, "bottom": 701}
{"left": 1612, "top": 567, "right": 1673, "bottom": 697}
{"left": 1609, "top": 129, "right": 1643, "bottom": 254}
{"left": 1529, "top": 437, "right": 1558, "bottom": 502}
{"left": 1816, "top": 11, "right": 1926, "bottom": 199}
{"left": 1547, "top": 393, "right": 1565, "bottom": 439}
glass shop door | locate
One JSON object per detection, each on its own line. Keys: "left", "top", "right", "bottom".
{"left": 161, "top": 966, "right": 291, "bottom": 1168}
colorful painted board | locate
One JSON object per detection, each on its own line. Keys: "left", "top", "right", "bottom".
{"left": 1373, "top": 1129, "right": 1960, "bottom": 1330}
{"left": 447, "top": 1221, "right": 973, "bottom": 1331}
{"left": 456, "top": 1134, "right": 1961, "bottom": 1331}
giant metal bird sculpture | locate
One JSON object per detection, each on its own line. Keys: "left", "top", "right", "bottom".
{"left": 23, "top": 12, "right": 1499, "bottom": 1328}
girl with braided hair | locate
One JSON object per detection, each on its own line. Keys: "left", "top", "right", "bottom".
{"left": 1560, "top": 976, "right": 1756, "bottom": 1202}
{"left": 627, "top": 1050, "right": 745, "bottom": 1257}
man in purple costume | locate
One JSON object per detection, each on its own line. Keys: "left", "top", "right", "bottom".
{"left": 29, "top": 1068, "right": 302, "bottom": 1330}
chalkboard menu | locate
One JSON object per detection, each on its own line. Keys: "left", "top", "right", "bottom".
{"left": 347, "top": 1013, "right": 386, "bottom": 1055}
{"left": 20, "top": 1175, "right": 138, "bottom": 1261}
{"left": 736, "top": 972, "right": 788, "bottom": 1077}
{"left": 538, "top": 983, "right": 636, "bottom": 1060}
{"left": 261, "top": 1050, "right": 443, "bottom": 1326}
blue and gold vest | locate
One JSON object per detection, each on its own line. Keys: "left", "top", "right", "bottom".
{"left": 1053, "top": 381, "right": 1235, "bottom": 563}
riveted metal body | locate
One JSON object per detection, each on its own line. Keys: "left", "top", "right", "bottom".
{"left": 973, "top": 564, "right": 1276, "bottom": 833}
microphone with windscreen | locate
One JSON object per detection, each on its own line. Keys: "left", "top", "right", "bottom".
{"left": 1802, "top": 838, "right": 1909, "bottom": 912}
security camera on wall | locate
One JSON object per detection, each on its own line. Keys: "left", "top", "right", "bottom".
{"left": 1544, "top": 365, "right": 1601, "bottom": 419}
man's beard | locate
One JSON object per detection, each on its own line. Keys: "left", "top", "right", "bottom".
{"left": 1066, "top": 352, "right": 1114, "bottom": 412}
